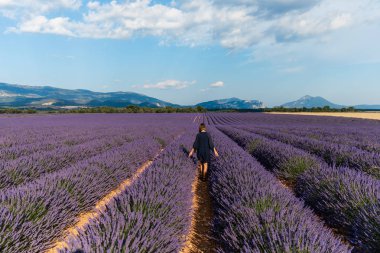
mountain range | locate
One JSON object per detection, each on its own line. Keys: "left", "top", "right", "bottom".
{"left": 281, "top": 95, "right": 344, "bottom": 109}
{"left": 281, "top": 95, "right": 380, "bottom": 110}
{"left": 0, "top": 83, "right": 379, "bottom": 110}
{"left": 0, "top": 82, "right": 266, "bottom": 109}
{"left": 197, "top": 98, "right": 264, "bottom": 109}
{"left": 0, "top": 82, "right": 178, "bottom": 108}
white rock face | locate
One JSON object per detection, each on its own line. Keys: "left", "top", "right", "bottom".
{"left": 42, "top": 101, "right": 55, "bottom": 106}
{"left": 0, "top": 90, "right": 18, "bottom": 97}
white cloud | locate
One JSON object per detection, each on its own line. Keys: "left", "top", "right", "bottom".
{"left": 142, "top": 79, "right": 194, "bottom": 89}
{"left": 209, "top": 81, "right": 224, "bottom": 88}
{"left": 200, "top": 80, "right": 225, "bottom": 91}
{"left": 2, "top": 0, "right": 380, "bottom": 49}
{"left": 330, "top": 13, "right": 352, "bottom": 30}
{"left": 0, "top": 0, "right": 81, "bottom": 18}
{"left": 9, "top": 15, "right": 75, "bottom": 36}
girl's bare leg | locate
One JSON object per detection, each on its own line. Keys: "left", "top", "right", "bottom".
{"left": 203, "top": 163, "right": 208, "bottom": 178}
{"left": 197, "top": 162, "right": 202, "bottom": 177}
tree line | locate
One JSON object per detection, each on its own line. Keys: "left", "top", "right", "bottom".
{"left": 0, "top": 105, "right": 361, "bottom": 114}
{"left": 56, "top": 105, "right": 207, "bottom": 113}
{"left": 264, "top": 106, "right": 357, "bottom": 113}
{"left": 0, "top": 108, "right": 37, "bottom": 114}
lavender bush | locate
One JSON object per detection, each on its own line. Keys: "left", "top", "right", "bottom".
{"left": 0, "top": 114, "right": 193, "bottom": 252}
{"left": 296, "top": 165, "right": 380, "bottom": 252}
{"left": 0, "top": 134, "right": 133, "bottom": 189}
{"left": 218, "top": 126, "right": 321, "bottom": 183}
{"left": 208, "top": 128, "right": 351, "bottom": 252}
{"left": 0, "top": 138, "right": 161, "bottom": 252}
{"left": 217, "top": 124, "right": 380, "bottom": 252}
{"left": 62, "top": 134, "right": 196, "bottom": 253}
{"left": 239, "top": 126, "right": 380, "bottom": 179}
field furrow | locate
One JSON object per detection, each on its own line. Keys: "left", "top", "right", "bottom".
{"left": 180, "top": 163, "right": 217, "bottom": 253}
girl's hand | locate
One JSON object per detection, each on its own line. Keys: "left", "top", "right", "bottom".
{"left": 214, "top": 149, "right": 219, "bottom": 157}
{"left": 188, "top": 149, "right": 194, "bottom": 158}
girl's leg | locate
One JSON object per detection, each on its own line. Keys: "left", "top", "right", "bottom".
{"left": 197, "top": 161, "right": 202, "bottom": 178}
{"left": 203, "top": 163, "right": 208, "bottom": 178}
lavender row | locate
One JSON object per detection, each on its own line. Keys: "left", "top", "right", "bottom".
{"left": 0, "top": 123, "right": 181, "bottom": 191}
{"left": 0, "top": 137, "right": 161, "bottom": 253}
{"left": 239, "top": 126, "right": 380, "bottom": 179}
{"left": 0, "top": 134, "right": 132, "bottom": 190}
{"left": 0, "top": 129, "right": 128, "bottom": 162}
{"left": 0, "top": 125, "right": 99, "bottom": 148}
{"left": 209, "top": 113, "right": 380, "bottom": 176}
{"left": 208, "top": 128, "right": 350, "bottom": 252}
{"left": 0, "top": 113, "right": 194, "bottom": 148}
{"left": 0, "top": 128, "right": 72, "bottom": 148}
{"left": 215, "top": 112, "right": 380, "bottom": 152}
{"left": 217, "top": 126, "right": 322, "bottom": 183}
{"left": 208, "top": 113, "right": 380, "bottom": 147}
{"left": 62, "top": 134, "right": 196, "bottom": 253}
{"left": 247, "top": 124, "right": 380, "bottom": 154}
{"left": 273, "top": 127, "right": 380, "bottom": 153}
{"left": 219, "top": 126, "right": 380, "bottom": 251}
{"left": 296, "top": 165, "right": 380, "bottom": 252}
{"left": 208, "top": 112, "right": 380, "bottom": 134}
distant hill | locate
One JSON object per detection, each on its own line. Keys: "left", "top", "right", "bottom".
{"left": 196, "top": 97, "right": 264, "bottom": 109}
{"left": 0, "top": 83, "right": 178, "bottom": 108}
{"left": 281, "top": 95, "right": 380, "bottom": 110}
{"left": 2, "top": 82, "right": 379, "bottom": 110}
{"left": 281, "top": 95, "right": 344, "bottom": 109}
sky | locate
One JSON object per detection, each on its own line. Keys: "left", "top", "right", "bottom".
{"left": 0, "top": 0, "right": 380, "bottom": 106}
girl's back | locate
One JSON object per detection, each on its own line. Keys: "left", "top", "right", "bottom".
{"left": 195, "top": 132, "right": 214, "bottom": 152}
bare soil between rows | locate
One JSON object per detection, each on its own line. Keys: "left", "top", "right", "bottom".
{"left": 182, "top": 170, "right": 217, "bottom": 253}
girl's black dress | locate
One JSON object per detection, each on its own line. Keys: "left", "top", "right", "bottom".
{"left": 193, "top": 132, "right": 214, "bottom": 163}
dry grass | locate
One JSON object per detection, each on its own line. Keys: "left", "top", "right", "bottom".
{"left": 267, "top": 112, "right": 380, "bottom": 120}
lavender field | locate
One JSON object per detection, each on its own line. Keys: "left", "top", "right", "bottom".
{"left": 0, "top": 113, "right": 379, "bottom": 253}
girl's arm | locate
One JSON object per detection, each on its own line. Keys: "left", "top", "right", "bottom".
{"left": 189, "top": 148, "right": 195, "bottom": 158}
{"left": 214, "top": 147, "right": 219, "bottom": 157}
{"left": 190, "top": 134, "right": 199, "bottom": 158}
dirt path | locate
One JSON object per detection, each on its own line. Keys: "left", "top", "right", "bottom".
{"left": 45, "top": 154, "right": 161, "bottom": 253}
{"left": 181, "top": 168, "right": 217, "bottom": 253}
{"left": 267, "top": 112, "right": 380, "bottom": 121}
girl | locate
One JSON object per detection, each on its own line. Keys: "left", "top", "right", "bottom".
{"left": 189, "top": 123, "right": 219, "bottom": 181}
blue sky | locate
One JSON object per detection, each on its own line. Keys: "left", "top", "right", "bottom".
{"left": 0, "top": 0, "right": 380, "bottom": 106}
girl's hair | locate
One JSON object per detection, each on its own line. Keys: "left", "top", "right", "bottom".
{"left": 199, "top": 123, "right": 206, "bottom": 132}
